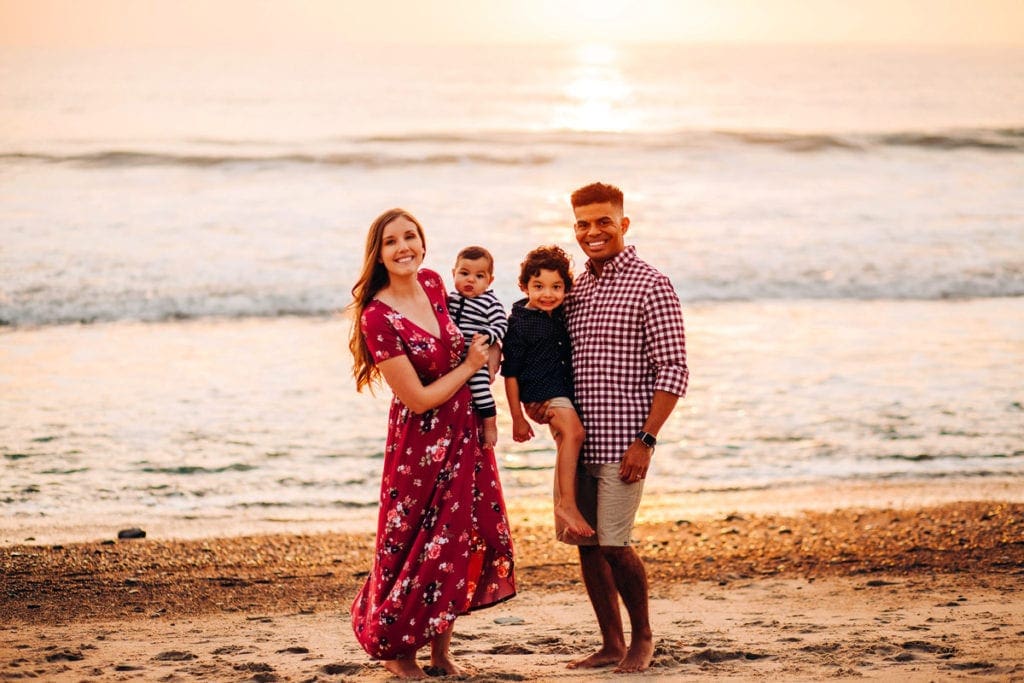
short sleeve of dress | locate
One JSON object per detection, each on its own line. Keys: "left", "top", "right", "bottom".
{"left": 361, "top": 302, "right": 407, "bottom": 364}
{"left": 418, "top": 269, "right": 447, "bottom": 311}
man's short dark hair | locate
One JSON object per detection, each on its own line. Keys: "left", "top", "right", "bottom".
{"left": 570, "top": 182, "right": 624, "bottom": 211}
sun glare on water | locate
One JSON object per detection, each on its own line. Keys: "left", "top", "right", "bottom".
{"left": 554, "top": 43, "right": 635, "bottom": 132}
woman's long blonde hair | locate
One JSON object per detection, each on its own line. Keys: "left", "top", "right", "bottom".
{"left": 348, "top": 208, "right": 427, "bottom": 392}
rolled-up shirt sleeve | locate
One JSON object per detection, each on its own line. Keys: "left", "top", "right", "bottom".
{"left": 644, "top": 276, "right": 689, "bottom": 398}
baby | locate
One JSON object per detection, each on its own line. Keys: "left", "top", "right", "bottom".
{"left": 448, "top": 246, "right": 507, "bottom": 448}
{"left": 501, "top": 245, "right": 593, "bottom": 538}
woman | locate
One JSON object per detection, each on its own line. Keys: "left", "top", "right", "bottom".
{"left": 348, "top": 208, "right": 517, "bottom": 679}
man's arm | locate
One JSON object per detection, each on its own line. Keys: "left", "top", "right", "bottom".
{"left": 620, "top": 277, "right": 689, "bottom": 483}
{"left": 643, "top": 276, "right": 689, "bottom": 399}
{"left": 618, "top": 390, "right": 679, "bottom": 483}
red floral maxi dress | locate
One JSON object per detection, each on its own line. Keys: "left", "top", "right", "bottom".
{"left": 351, "top": 269, "right": 516, "bottom": 660}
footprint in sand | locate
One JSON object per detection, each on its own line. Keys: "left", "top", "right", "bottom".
{"left": 44, "top": 649, "right": 84, "bottom": 662}
{"left": 487, "top": 644, "right": 534, "bottom": 655}
{"left": 322, "top": 663, "right": 364, "bottom": 675}
{"left": 152, "top": 650, "right": 197, "bottom": 661}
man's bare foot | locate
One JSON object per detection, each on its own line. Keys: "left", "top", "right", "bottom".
{"left": 482, "top": 416, "right": 497, "bottom": 449}
{"left": 555, "top": 503, "right": 595, "bottom": 537}
{"left": 567, "top": 646, "right": 625, "bottom": 669}
{"left": 427, "top": 653, "right": 473, "bottom": 677}
{"left": 382, "top": 658, "right": 427, "bottom": 679}
{"left": 613, "top": 636, "right": 654, "bottom": 673}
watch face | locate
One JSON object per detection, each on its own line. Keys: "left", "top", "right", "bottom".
{"left": 638, "top": 431, "right": 656, "bottom": 447}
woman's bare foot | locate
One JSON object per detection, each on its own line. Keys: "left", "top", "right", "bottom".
{"left": 382, "top": 658, "right": 427, "bottom": 679}
{"left": 567, "top": 646, "right": 625, "bottom": 669}
{"left": 428, "top": 653, "right": 473, "bottom": 677}
{"left": 555, "top": 503, "right": 594, "bottom": 537}
{"left": 613, "top": 635, "right": 654, "bottom": 673}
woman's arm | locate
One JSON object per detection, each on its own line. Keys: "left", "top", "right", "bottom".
{"left": 376, "top": 334, "right": 489, "bottom": 414}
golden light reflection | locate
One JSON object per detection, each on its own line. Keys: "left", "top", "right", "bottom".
{"left": 554, "top": 44, "right": 634, "bottom": 132}
{"left": 575, "top": 43, "right": 617, "bottom": 65}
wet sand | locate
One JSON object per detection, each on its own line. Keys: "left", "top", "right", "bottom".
{"left": 2, "top": 500, "right": 1022, "bottom": 681}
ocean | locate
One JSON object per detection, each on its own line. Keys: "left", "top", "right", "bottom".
{"left": 2, "top": 43, "right": 1022, "bottom": 542}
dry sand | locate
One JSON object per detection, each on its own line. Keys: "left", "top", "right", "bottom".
{"left": 2, "top": 500, "right": 1022, "bottom": 681}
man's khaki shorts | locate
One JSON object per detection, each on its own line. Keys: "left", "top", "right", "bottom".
{"left": 556, "top": 462, "right": 644, "bottom": 547}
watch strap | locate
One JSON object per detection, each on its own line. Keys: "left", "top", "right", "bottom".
{"left": 636, "top": 430, "right": 657, "bottom": 448}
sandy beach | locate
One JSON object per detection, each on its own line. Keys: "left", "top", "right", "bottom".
{"left": 2, "top": 497, "right": 1022, "bottom": 682}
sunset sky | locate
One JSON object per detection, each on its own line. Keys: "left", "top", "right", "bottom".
{"left": 1, "top": 0, "right": 1022, "bottom": 48}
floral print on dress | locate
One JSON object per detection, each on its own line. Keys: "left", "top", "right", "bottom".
{"left": 351, "top": 269, "right": 516, "bottom": 661}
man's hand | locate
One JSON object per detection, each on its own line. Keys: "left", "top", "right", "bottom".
{"left": 618, "top": 441, "right": 653, "bottom": 483}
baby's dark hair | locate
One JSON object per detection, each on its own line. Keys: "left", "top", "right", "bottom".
{"left": 518, "top": 245, "right": 573, "bottom": 292}
{"left": 455, "top": 245, "right": 494, "bottom": 273}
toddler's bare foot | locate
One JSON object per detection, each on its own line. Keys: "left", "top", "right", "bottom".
{"left": 555, "top": 503, "right": 594, "bottom": 537}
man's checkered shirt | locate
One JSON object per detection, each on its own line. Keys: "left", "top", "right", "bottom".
{"left": 565, "top": 245, "right": 688, "bottom": 464}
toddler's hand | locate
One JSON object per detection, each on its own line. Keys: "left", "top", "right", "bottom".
{"left": 512, "top": 419, "right": 534, "bottom": 443}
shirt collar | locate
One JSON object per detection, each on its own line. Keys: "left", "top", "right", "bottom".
{"left": 585, "top": 245, "right": 637, "bottom": 279}
{"left": 513, "top": 297, "right": 565, "bottom": 320}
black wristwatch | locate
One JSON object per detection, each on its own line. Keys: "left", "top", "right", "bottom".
{"left": 636, "top": 431, "right": 657, "bottom": 448}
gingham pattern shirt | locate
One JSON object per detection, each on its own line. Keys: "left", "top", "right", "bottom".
{"left": 565, "top": 245, "right": 688, "bottom": 464}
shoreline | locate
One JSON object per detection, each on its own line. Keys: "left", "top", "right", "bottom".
{"left": 2, "top": 499, "right": 1022, "bottom": 681}
{"left": 2, "top": 475, "right": 1021, "bottom": 547}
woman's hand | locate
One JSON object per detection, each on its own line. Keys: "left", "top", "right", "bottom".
{"left": 465, "top": 334, "right": 489, "bottom": 371}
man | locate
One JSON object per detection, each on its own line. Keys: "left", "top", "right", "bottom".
{"left": 530, "top": 182, "right": 688, "bottom": 673}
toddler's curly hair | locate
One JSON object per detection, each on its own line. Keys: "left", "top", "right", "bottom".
{"left": 518, "top": 245, "right": 573, "bottom": 292}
